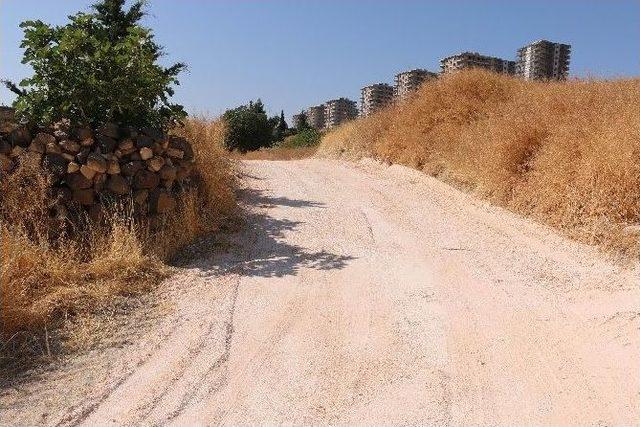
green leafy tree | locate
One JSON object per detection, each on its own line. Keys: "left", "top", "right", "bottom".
{"left": 4, "top": 0, "right": 186, "bottom": 128}
{"left": 222, "top": 99, "right": 273, "bottom": 152}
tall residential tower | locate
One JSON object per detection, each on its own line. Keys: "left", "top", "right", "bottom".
{"left": 440, "top": 52, "right": 516, "bottom": 75}
{"left": 360, "top": 83, "right": 394, "bottom": 117}
{"left": 516, "top": 40, "right": 571, "bottom": 80}
{"left": 324, "top": 98, "right": 358, "bottom": 128}
{"left": 394, "top": 69, "right": 437, "bottom": 101}
{"left": 306, "top": 105, "right": 326, "bottom": 130}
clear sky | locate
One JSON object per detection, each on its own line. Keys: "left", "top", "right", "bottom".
{"left": 1, "top": 0, "right": 639, "bottom": 121}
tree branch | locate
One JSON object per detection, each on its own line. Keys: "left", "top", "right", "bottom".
{"left": 1, "top": 79, "right": 26, "bottom": 97}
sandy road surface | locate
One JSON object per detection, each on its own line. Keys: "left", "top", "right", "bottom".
{"left": 2, "top": 159, "right": 639, "bottom": 426}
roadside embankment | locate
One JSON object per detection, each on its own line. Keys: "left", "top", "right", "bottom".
{"left": 0, "top": 118, "right": 236, "bottom": 366}
{"left": 317, "top": 70, "right": 640, "bottom": 256}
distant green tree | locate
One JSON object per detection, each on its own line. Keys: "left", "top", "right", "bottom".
{"left": 268, "top": 114, "right": 280, "bottom": 138}
{"left": 271, "top": 110, "right": 289, "bottom": 143}
{"left": 3, "top": 0, "right": 186, "bottom": 128}
{"left": 222, "top": 99, "right": 273, "bottom": 152}
{"left": 280, "top": 127, "right": 321, "bottom": 148}
{"left": 295, "top": 111, "right": 309, "bottom": 131}
{"left": 278, "top": 110, "right": 288, "bottom": 132}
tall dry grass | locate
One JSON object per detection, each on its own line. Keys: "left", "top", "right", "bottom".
{"left": 318, "top": 69, "right": 640, "bottom": 255}
{"left": 0, "top": 118, "right": 236, "bottom": 362}
{"left": 163, "top": 118, "right": 237, "bottom": 257}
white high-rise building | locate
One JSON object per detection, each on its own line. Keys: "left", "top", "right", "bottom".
{"left": 516, "top": 40, "right": 571, "bottom": 81}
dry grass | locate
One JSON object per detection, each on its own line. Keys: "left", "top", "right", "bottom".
{"left": 0, "top": 118, "right": 236, "bottom": 363}
{"left": 165, "top": 118, "right": 238, "bottom": 257}
{"left": 318, "top": 69, "right": 640, "bottom": 255}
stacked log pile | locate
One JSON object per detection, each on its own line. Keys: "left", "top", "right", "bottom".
{"left": 0, "top": 122, "right": 195, "bottom": 222}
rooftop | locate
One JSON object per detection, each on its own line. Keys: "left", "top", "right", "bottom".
{"left": 441, "top": 51, "right": 511, "bottom": 62}
{"left": 523, "top": 39, "right": 571, "bottom": 48}
{"left": 395, "top": 68, "right": 435, "bottom": 76}
{"left": 362, "top": 83, "right": 393, "bottom": 90}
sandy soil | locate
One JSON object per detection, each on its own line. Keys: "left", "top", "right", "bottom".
{"left": 1, "top": 158, "right": 638, "bottom": 426}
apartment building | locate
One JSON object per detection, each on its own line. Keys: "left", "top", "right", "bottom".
{"left": 324, "top": 98, "right": 358, "bottom": 128}
{"left": 440, "top": 52, "right": 516, "bottom": 75}
{"left": 394, "top": 69, "right": 437, "bottom": 100}
{"left": 360, "top": 83, "right": 394, "bottom": 117}
{"left": 306, "top": 105, "right": 326, "bottom": 130}
{"left": 516, "top": 40, "right": 571, "bottom": 80}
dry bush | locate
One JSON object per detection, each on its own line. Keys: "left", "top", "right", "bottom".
{"left": 163, "top": 118, "right": 238, "bottom": 257}
{"left": 1, "top": 218, "right": 167, "bottom": 346}
{"left": 318, "top": 106, "right": 397, "bottom": 161}
{"left": 1, "top": 118, "right": 236, "bottom": 360}
{"left": 318, "top": 69, "right": 640, "bottom": 255}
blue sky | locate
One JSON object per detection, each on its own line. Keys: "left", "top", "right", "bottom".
{"left": 1, "top": 0, "right": 639, "bottom": 121}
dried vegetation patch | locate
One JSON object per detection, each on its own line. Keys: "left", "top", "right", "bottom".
{"left": 318, "top": 70, "right": 640, "bottom": 255}
{"left": 0, "top": 118, "right": 236, "bottom": 368}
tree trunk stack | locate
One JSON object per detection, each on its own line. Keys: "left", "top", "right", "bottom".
{"left": 0, "top": 121, "right": 195, "bottom": 222}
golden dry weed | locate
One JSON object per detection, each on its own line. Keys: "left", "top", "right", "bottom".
{"left": 0, "top": 118, "right": 236, "bottom": 359}
{"left": 318, "top": 69, "right": 640, "bottom": 255}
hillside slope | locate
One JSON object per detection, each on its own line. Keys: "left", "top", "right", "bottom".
{"left": 317, "top": 70, "right": 640, "bottom": 256}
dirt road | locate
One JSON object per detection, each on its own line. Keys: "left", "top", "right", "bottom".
{"left": 2, "top": 159, "right": 639, "bottom": 426}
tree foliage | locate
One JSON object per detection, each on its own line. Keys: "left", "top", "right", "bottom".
{"left": 6, "top": 0, "right": 186, "bottom": 128}
{"left": 295, "top": 111, "right": 309, "bottom": 130}
{"left": 222, "top": 99, "right": 273, "bottom": 152}
{"left": 271, "top": 110, "right": 289, "bottom": 143}
{"left": 280, "top": 127, "right": 321, "bottom": 148}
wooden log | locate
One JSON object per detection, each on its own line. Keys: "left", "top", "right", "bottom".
{"left": 80, "top": 164, "right": 97, "bottom": 180}
{"left": 106, "top": 174, "right": 130, "bottom": 195}
{"left": 66, "top": 172, "right": 92, "bottom": 190}
{"left": 86, "top": 153, "right": 107, "bottom": 173}
{"left": 67, "top": 161, "right": 80, "bottom": 173}
{"left": 107, "top": 160, "right": 121, "bottom": 174}
{"left": 146, "top": 156, "right": 165, "bottom": 172}
{"left": 59, "top": 139, "right": 81, "bottom": 154}
{"left": 140, "top": 147, "right": 154, "bottom": 160}
{"left": 121, "top": 160, "right": 144, "bottom": 176}
{"left": 133, "top": 169, "right": 160, "bottom": 190}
